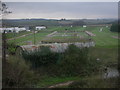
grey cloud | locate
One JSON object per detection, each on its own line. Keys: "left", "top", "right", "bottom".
{"left": 6, "top": 2, "right": 118, "bottom": 19}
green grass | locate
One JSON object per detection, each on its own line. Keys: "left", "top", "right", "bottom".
{"left": 90, "top": 26, "right": 119, "bottom": 48}
{"left": 53, "top": 32, "right": 88, "bottom": 37}
{"left": 41, "top": 26, "right": 119, "bottom": 46}
{"left": 36, "top": 71, "right": 119, "bottom": 88}
{"left": 41, "top": 36, "right": 89, "bottom": 43}
{"left": 6, "top": 31, "right": 32, "bottom": 39}
{"left": 7, "top": 26, "right": 119, "bottom": 48}
{"left": 68, "top": 75, "right": 118, "bottom": 88}
{"left": 36, "top": 76, "right": 81, "bottom": 88}
{"left": 89, "top": 47, "right": 118, "bottom": 66}
{"left": 45, "top": 26, "right": 85, "bottom": 31}
{"left": 8, "top": 32, "right": 51, "bottom": 45}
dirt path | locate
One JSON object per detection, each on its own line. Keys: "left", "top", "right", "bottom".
{"left": 7, "top": 32, "right": 33, "bottom": 41}
{"left": 48, "top": 81, "right": 73, "bottom": 88}
{"left": 46, "top": 31, "right": 58, "bottom": 37}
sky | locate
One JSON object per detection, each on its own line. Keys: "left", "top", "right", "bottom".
{"left": 3, "top": 0, "right": 120, "bottom": 2}
{"left": 4, "top": 2, "right": 118, "bottom": 19}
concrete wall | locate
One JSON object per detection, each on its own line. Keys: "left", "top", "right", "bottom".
{"left": 19, "top": 42, "right": 95, "bottom": 53}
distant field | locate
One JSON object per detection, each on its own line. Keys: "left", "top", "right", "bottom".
{"left": 6, "top": 31, "right": 32, "bottom": 39}
{"left": 89, "top": 26, "right": 119, "bottom": 48}
{"left": 45, "top": 26, "right": 85, "bottom": 31}
{"left": 7, "top": 32, "right": 51, "bottom": 45}
{"left": 7, "top": 26, "right": 119, "bottom": 48}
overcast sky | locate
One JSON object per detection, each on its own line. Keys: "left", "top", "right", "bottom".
{"left": 3, "top": 0, "right": 120, "bottom": 2}
{"left": 4, "top": 2, "right": 118, "bottom": 19}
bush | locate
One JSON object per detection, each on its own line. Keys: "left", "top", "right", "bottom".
{"left": 110, "top": 24, "right": 120, "bottom": 32}
{"left": 22, "top": 45, "right": 100, "bottom": 77}
{"left": 22, "top": 46, "right": 60, "bottom": 69}
{"left": 6, "top": 42, "right": 18, "bottom": 55}
{"left": 3, "top": 56, "right": 38, "bottom": 88}
{"left": 59, "top": 44, "right": 100, "bottom": 76}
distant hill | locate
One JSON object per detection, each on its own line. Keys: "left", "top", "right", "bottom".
{"left": 83, "top": 19, "right": 117, "bottom": 25}
{"left": 2, "top": 18, "right": 117, "bottom": 27}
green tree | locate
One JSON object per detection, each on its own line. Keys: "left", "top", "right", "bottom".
{"left": 59, "top": 44, "right": 90, "bottom": 76}
{"left": 59, "top": 44, "right": 100, "bottom": 76}
{"left": 110, "top": 24, "right": 120, "bottom": 32}
{"left": 22, "top": 46, "right": 60, "bottom": 69}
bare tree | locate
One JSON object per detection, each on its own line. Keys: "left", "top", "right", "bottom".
{"left": 0, "top": 1, "right": 12, "bottom": 80}
{"left": 0, "top": 1, "right": 11, "bottom": 15}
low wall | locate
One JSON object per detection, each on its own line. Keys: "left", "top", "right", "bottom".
{"left": 17, "top": 41, "right": 95, "bottom": 53}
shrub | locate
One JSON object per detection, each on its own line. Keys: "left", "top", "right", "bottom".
{"left": 22, "top": 45, "right": 100, "bottom": 77}
{"left": 59, "top": 44, "right": 100, "bottom": 76}
{"left": 22, "top": 46, "right": 60, "bottom": 69}
{"left": 6, "top": 42, "right": 18, "bottom": 55}
{"left": 3, "top": 56, "right": 38, "bottom": 88}
{"left": 110, "top": 24, "right": 120, "bottom": 32}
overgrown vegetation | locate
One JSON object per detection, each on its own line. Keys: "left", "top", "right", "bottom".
{"left": 22, "top": 46, "right": 60, "bottom": 69}
{"left": 59, "top": 45, "right": 100, "bottom": 76}
{"left": 22, "top": 44, "right": 100, "bottom": 77}
{"left": 110, "top": 24, "right": 120, "bottom": 32}
{"left": 68, "top": 76, "right": 119, "bottom": 88}
{"left": 3, "top": 56, "right": 38, "bottom": 88}
{"left": 6, "top": 42, "right": 18, "bottom": 55}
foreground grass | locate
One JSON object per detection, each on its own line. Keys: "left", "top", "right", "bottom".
{"left": 89, "top": 47, "right": 118, "bottom": 66}
{"left": 35, "top": 46, "right": 118, "bottom": 88}
{"left": 68, "top": 75, "right": 119, "bottom": 88}
{"left": 36, "top": 74, "right": 119, "bottom": 88}
{"left": 36, "top": 76, "right": 81, "bottom": 88}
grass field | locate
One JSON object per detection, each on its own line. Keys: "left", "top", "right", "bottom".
{"left": 90, "top": 26, "right": 119, "bottom": 48}
{"left": 7, "top": 32, "right": 51, "bottom": 45}
{"left": 7, "top": 26, "right": 119, "bottom": 48}
{"left": 89, "top": 47, "right": 118, "bottom": 66}
{"left": 44, "top": 26, "right": 85, "bottom": 31}
{"left": 6, "top": 31, "right": 32, "bottom": 39}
